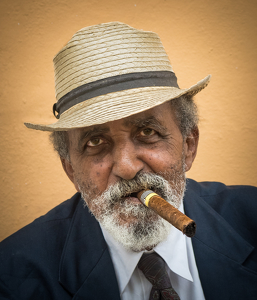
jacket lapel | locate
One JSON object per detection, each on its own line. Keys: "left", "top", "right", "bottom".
{"left": 59, "top": 183, "right": 257, "bottom": 299}
{"left": 184, "top": 180, "right": 256, "bottom": 299}
{"left": 58, "top": 197, "right": 120, "bottom": 300}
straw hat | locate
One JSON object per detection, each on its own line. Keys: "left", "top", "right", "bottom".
{"left": 25, "top": 22, "right": 211, "bottom": 132}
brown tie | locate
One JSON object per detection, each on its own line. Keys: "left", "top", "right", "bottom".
{"left": 138, "top": 252, "right": 180, "bottom": 300}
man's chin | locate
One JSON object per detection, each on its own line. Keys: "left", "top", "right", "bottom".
{"left": 78, "top": 169, "right": 186, "bottom": 251}
{"left": 112, "top": 212, "right": 160, "bottom": 228}
{"left": 98, "top": 211, "right": 171, "bottom": 252}
{"left": 83, "top": 194, "right": 174, "bottom": 251}
{"left": 110, "top": 197, "right": 158, "bottom": 226}
{"left": 122, "top": 196, "right": 142, "bottom": 204}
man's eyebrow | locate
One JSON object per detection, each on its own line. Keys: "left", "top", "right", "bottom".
{"left": 77, "top": 126, "right": 109, "bottom": 149}
{"left": 124, "top": 116, "right": 167, "bottom": 132}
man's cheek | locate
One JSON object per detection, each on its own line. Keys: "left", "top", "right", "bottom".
{"left": 74, "top": 174, "right": 100, "bottom": 199}
{"left": 145, "top": 153, "right": 173, "bottom": 172}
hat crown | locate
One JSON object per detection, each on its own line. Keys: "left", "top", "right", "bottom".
{"left": 53, "top": 22, "right": 173, "bottom": 101}
{"left": 24, "top": 22, "right": 211, "bottom": 132}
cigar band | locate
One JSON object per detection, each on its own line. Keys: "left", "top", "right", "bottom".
{"left": 140, "top": 190, "right": 158, "bottom": 207}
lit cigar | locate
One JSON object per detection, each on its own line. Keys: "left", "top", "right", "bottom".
{"left": 137, "top": 190, "right": 196, "bottom": 237}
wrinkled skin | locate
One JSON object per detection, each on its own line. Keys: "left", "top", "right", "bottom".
{"left": 61, "top": 102, "right": 198, "bottom": 226}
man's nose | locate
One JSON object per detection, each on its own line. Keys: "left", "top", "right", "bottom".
{"left": 111, "top": 141, "right": 144, "bottom": 180}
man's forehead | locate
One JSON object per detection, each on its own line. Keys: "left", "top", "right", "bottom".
{"left": 69, "top": 102, "right": 175, "bottom": 143}
{"left": 75, "top": 113, "right": 163, "bottom": 137}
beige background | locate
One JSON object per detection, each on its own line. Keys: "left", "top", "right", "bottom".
{"left": 0, "top": 0, "right": 257, "bottom": 241}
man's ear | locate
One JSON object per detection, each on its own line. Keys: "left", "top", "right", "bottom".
{"left": 61, "top": 158, "right": 80, "bottom": 192}
{"left": 184, "top": 127, "right": 199, "bottom": 172}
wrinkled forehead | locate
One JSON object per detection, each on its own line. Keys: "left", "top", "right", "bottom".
{"left": 67, "top": 101, "right": 181, "bottom": 149}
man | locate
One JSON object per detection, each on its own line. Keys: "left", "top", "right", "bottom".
{"left": 0, "top": 22, "right": 256, "bottom": 300}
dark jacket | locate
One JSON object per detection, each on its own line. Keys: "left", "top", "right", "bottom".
{"left": 0, "top": 179, "right": 257, "bottom": 299}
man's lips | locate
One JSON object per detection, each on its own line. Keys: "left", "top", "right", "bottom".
{"left": 122, "top": 192, "right": 142, "bottom": 204}
{"left": 125, "top": 196, "right": 142, "bottom": 204}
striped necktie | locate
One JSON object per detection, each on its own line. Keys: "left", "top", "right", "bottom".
{"left": 138, "top": 252, "right": 180, "bottom": 300}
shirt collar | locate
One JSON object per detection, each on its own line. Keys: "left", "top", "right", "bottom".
{"left": 100, "top": 201, "right": 193, "bottom": 294}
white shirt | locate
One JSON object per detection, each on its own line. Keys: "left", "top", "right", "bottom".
{"left": 100, "top": 202, "right": 205, "bottom": 300}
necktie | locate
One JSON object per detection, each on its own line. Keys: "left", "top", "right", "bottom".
{"left": 138, "top": 252, "right": 180, "bottom": 300}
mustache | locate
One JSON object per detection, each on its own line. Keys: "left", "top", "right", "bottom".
{"left": 100, "top": 172, "right": 178, "bottom": 204}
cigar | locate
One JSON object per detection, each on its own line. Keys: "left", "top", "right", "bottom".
{"left": 137, "top": 190, "right": 196, "bottom": 237}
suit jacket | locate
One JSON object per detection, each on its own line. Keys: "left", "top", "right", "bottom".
{"left": 0, "top": 179, "right": 257, "bottom": 300}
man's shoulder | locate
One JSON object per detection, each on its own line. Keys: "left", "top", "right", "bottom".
{"left": 186, "top": 178, "right": 257, "bottom": 241}
{"left": 187, "top": 178, "right": 257, "bottom": 198}
{"left": 0, "top": 193, "right": 85, "bottom": 298}
{"left": 186, "top": 178, "right": 257, "bottom": 213}
{"left": 0, "top": 193, "right": 82, "bottom": 275}
{"left": 186, "top": 178, "right": 257, "bottom": 209}
{"left": 0, "top": 192, "right": 81, "bottom": 248}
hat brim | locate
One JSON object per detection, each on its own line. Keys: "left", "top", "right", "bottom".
{"left": 24, "top": 75, "right": 211, "bottom": 132}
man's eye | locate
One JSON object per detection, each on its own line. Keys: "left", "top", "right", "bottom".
{"left": 87, "top": 138, "right": 103, "bottom": 147}
{"left": 140, "top": 128, "right": 155, "bottom": 136}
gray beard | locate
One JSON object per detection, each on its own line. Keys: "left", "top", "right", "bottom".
{"left": 77, "top": 167, "right": 186, "bottom": 252}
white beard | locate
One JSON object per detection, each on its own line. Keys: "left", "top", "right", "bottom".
{"left": 78, "top": 168, "right": 186, "bottom": 252}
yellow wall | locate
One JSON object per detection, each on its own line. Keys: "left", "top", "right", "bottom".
{"left": 1, "top": 0, "right": 257, "bottom": 241}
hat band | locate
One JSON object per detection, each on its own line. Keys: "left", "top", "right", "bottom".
{"left": 53, "top": 71, "right": 179, "bottom": 119}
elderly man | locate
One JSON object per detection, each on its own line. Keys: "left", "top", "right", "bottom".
{"left": 0, "top": 22, "right": 256, "bottom": 300}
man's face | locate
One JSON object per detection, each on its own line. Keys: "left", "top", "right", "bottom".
{"left": 62, "top": 102, "right": 198, "bottom": 250}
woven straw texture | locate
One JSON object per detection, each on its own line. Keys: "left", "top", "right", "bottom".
{"left": 54, "top": 22, "right": 173, "bottom": 101}
{"left": 25, "top": 22, "right": 211, "bottom": 131}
